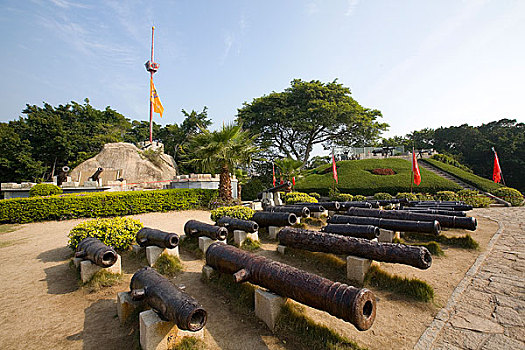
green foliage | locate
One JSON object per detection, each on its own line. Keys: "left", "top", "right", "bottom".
{"left": 172, "top": 337, "right": 206, "bottom": 350}
{"left": 457, "top": 190, "right": 493, "bottom": 208}
{"left": 352, "top": 195, "right": 367, "bottom": 201}
{"left": 275, "top": 303, "right": 365, "bottom": 350}
{"left": 431, "top": 154, "right": 472, "bottom": 172}
{"left": 434, "top": 191, "right": 459, "bottom": 201}
{"left": 303, "top": 217, "right": 324, "bottom": 227}
{"left": 395, "top": 192, "right": 418, "bottom": 201}
{"left": 140, "top": 148, "right": 164, "bottom": 168}
{"left": 423, "top": 158, "right": 503, "bottom": 193}
{"left": 308, "top": 192, "right": 321, "bottom": 199}
{"left": 373, "top": 192, "right": 392, "bottom": 200}
{"left": 364, "top": 265, "right": 434, "bottom": 302}
{"left": 295, "top": 159, "right": 462, "bottom": 196}
{"left": 0, "top": 189, "right": 217, "bottom": 224}
{"left": 67, "top": 217, "right": 143, "bottom": 251}
{"left": 179, "top": 236, "right": 203, "bottom": 259}
{"left": 203, "top": 269, "right": 256, "bottom": 310}
{"left": 29, "top": 183, "right": 63, "bottom": 197}
{"left": 240, "top": 237, "right": 261, "bottom": 251}
{"left": 403, "top": 232, "right": 479, "bottom": 250}
{"left": 492, "top": 187, "right": 524, "bottom": 206}
{"left": 329, "top": 188, "right": 353, "bottom": 201}
{"left": 283, "top": 192, "right": 318, "bottom": 204}
{"left": 210, "top": 205, "right": 255, "bottom": 222}
{"left": 416, "top": 193, "right": 435, "bottom": 201}
{"left": 83, "top": 270, "right": 122, "bottom": 291}
{"left": 240, "top": 177, "right": 265, "bottom": 201}
{"left": 0, "top": 224, "right": 19, "bottom": 234}
{"left": 154, "top": 254, "right": 183, "bottom": 277}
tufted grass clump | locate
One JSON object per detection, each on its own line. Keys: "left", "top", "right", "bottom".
{"left": 180, "top": 236, "right": 203, "bottom": 258}
{"left": 172, "top": 336, "right": 206, "bottom": 350}
{"left": 154, "top": 254, "right": 183, "bottom": 277}
{"left": 83, "top": 270, "right": 122, "bottom": 291}
{"left": 203, "top": 269, "right": 256, "bottom": 310}
{"left": 240, "top": 237, "right": 261, "bottom": 252}
{"left": 403, "top": 232, "right": 479, "bottom": 250}
{"left": 303, "top": 217, "right": 324, "bottom": 227}
{"left": 394, "top": 237, "right": 444, "bottom": 256}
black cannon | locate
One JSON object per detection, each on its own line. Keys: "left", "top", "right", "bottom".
{"left": 346, "top": 207, "right": 477, "bottom": 231}
{"left": 257, "top": 181, "right": 292, "bottom": 199}
{"left": 89, "top": 167, "right": 104, "bottom": 182}
{"left": 130, "top": 267, "right": 207, "bottom": 331}
{"left": 251, "top": 211, "right": 297, "bottom": 227}
{"left": 57, "top": 166, "right": 69, "bottom": 186}
{"left": 136, "top": 227, "right": 180, "bottom": 249}
{"left": 321, "top": 224, "right": 380, "bottom": 240}
{"left": 411, "top": 203, "right": 473, "bottom": 211}
{"left": 278, "top": 228, "right": 432, "bottom": 270}
{"left": 408, "top": 200, "right": 465, "bottom": 206}
{"left": 376, "top": 198, "right": 409, "bottom": 207}
{"left": 328, "top": 215, "right": 441, "bottom": 235}
{"left": 205, "top": 243, "right": 376, "bottom": 331}
{"left": 75, "top": 237, "right": 118, "bottom": 267}
{"left": 308, "top": 201, "right": 340, "bottom": 211}
{"left": 339, "top": 201, "right": 374, "bottom": 210}
{"left": 184, "top": 220, "right": 228, "bottom": 240}
{"left": 289, "top": 203, "right": 325, "bottom": 212}
{"left": 216, "top": 216, "right": 259, "bottom": 233}
{"left": 265, "top": 205, "right": 311, "bottom": 218}
{"left": 399, "top": 207, "right": 467, "bottom": 217}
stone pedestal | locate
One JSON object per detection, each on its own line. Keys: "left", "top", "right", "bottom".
{"left": 251, "top": 202, "right": 263, "bottom": 210}
{"left": 132, "top": 244, "right": 144, "bottom": 254}
{"left": 276, "top": 245, "right": 287, "bottom": 255}
{"left": 255, "top": 289, "right": 287, "bottom": 330}
{"left": 79, "top": 254, "right": 121, "bottom": 283}
{"left": 346, "top": 255, "right": 373, "bottom": 284}
{"left": 328, "top": 210, "right": 336, "bottom": 217}
{"left": 146, "top": 246, "right": 180, "bottom": 266}
{"left": 233, "top": 230, "right": 259, "bottom": 246}
{"left": 268, "top": 226, "right": 281, "bottom": 239}
{"left": 198, "top": 237, "right": 225, "bottom": 254}
{"left": 378, "top": 229, "right": 394, "bottom": 243}
{"left": 272, "top": 192, "right": 282, "bottom": 206}
{"left": 201, "top": 265, "right": 215, "bottom": 280}
{"left": 139, "top": 310, "right": 205, "bottom": 350}
{"left": 117, "top": 291, "right": 144, "bottom": 324}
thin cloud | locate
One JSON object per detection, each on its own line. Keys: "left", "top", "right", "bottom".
{"left": 345, "top": 0, "right": 359, "bottom": 16}
{"left": 49, "top": 0, "right": 90, "bottom": 9}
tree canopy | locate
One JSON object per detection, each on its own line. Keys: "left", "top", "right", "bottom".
{"left": 237, "top": 79, "right": 388, "bottom": 165}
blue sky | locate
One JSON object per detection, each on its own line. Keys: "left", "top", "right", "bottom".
{"left": 1, "top": 0, "right": 524, "bottom": 140}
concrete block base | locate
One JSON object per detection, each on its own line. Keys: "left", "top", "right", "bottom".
{"left": 198, "top": 237, "right": 224, "bottom": 254}
{"left": 201, "top": 265, "right": 215, "bottom": 280}
{"left": 268, "top": 226, "right": 281, "bottom": 239}
{"left": 328, "top": 210, "right": 336, "bottom": 217}
{"left": 73, "top": 257, "right": 82, "bottom": 268}
{"left": 255, "top": 289, "right": 287, "bottom": 330}
{"left": 139, "top": 310, "right": 205, "bottom": 350}
{"left": 80, "top": 254, "right": 121, "bottom": 283}
{"left": 146, "top": 246, "right": 180, "bottom": 267}
{"left": 312, "top": 212, "right": 322, "bottom": 218}
{"left": 276, "top": 245, "right": 286, "bottom": 255}
{"left": 132, "top": 244, "right": 144, "bottom": 254}
{"left": 378, "top": 229, "right": 394, "bottom": 243}
{"left": 233, "top": 230, "right": 259, "bottom": 246}
{"left": 117, "top": 291, "right": 144, "bottom": 324}
{"left": 346, "top": 255, "right": 372, "bottom": 284}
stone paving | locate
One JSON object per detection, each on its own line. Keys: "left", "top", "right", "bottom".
{"left": 415, "top": 207, "right": 525, "bottom": 350}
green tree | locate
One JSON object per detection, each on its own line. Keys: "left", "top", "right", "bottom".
{"left": 185, "top": 123, "right": 258, "bottom": 201}
{"left": 274, "top": 157, "right": 303, "bottom": 182}
{"left": 237, "top": 79, "right": 388, "bottom": 165}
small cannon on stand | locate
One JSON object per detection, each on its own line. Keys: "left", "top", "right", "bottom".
{"left": 57, "top": 166, "right": 70, "bottom": 186}
{"left": 88, "top": 167, "right": 104, "bottom": 186}
{"left": 257, "top": 181, "right": 292, "bottom": 208}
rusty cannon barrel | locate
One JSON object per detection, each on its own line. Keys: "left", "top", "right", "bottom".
{"left": 136, "top": 227, "right": 180, "bottom": 249}
{"left": 328, "top": 215, "right": 441, "bottom": 235}
{"left": 339, "top": 201, "right": 374, "bottom": 210}
{"left": 251, "top": 211, "right": 297, "bottom": 227}
{"left": 205, "top": 243, "right": 376, "bottom": 331}
{"left": 321, "top": 224, "right": 380, "bottom": 240}
{"left": 265, "top": 205, "right": 311, "bottom": 218}
{"left": 346, "top": 207, "right": 477, "bottom": 231}
{"left": 307, "top": 201, "right": 340, "bottom": 211}
{"left": 89, "top": 167, "right": 104, "bottom": 182}
{"left": 278, "top": 228, "right": 432, "bottom": 270}
{"left": 216, "top": 216, "right": 259, "bottom": 233}
{"left": 75, "top": 237, "right": 118, "bottom": 267}
{"left": 291, "top": 203, "right": 325, "bottom": 212}
{"left": 130, "top": 267, "right": 207, "bottom": 331}
{"left": 399, "top": 207, "right": 467, "bottom": 217}
{"left": 184, "top": 220, "right": 228, "bottom": 240}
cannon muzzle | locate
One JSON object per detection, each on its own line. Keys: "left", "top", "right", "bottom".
{"left": 75, "top": 237, "right": 118, "bottom": 267}
{"left": 251, "top": 211, "right": 297, "bottom": 227}
{"left": 136, "top": 227, "right": 180, "bottom": 249}
{"left": 184, "top": 220, "right": 228, "bottom": 240}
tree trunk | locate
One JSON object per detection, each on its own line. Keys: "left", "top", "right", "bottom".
{"left": 237, "top": 182, "right": 242, "bottom": 201}
{"left": 219, "top": 165, "right": 232, "bottom": 201}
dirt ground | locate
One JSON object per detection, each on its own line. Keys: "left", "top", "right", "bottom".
{"left": 0, "top": 209, "right": 498, "bottom": 350}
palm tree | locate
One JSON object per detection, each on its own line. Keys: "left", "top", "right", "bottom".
{"left": 274, "top": 157, "right": 303, "bottom": 185}
{"left": 186, "top": 123, "right": 258, "bottom": 201}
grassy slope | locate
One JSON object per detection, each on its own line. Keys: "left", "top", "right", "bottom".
{"left": 421, "top": 158, "right": 503, "bottom": 193}
{"left": 295, "top": 158, "right": 462, "bottom": 196}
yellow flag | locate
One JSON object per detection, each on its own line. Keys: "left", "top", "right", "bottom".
{"left": 150, "top": 78, "right": 164, "bottom": 117}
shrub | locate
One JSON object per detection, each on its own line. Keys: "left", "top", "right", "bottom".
{"left": 0, "top": 188, "right": 217, "bottom": 224}
{"left": 416, "top": 193, "right": 434, "bottom": 201}
{"left": 154, "top": 254, "right": 183, "bottom": 277}
{"left": 29, "top": 184, "right": 63, "bottom": 197}
{"left": 140, "top": 148, "right": 164, "bottom": 168}
{"left": 371, "top": 168, "right": 396, "bottom": 175}
{"left": 240, "top": 237, "right": 261, "bottom": 251}
{"left": 328, "top": 188, "right": 353, "bottom": 201}
{"left": 308, "top": 192, "right": 321, "bottom": 199}
{"left": 457, "top": 189, "right": 492, "bottom": 208}
{"left": 241, "top": 178, "right": 265, "bottom": 201}
{"left": 492, "top": 187, "right": 524, "bottom": 206}
{"left": 395, "top": 192, "right": 418, "bottom": 201}
{"left": 353, "top": 195, "right": 366, "bottom": 201}
{"left": 431, "top": 154, "right": 472, "bottom": 172}
{"left": 68, "top": 217, "right": 143, "bottom": 251}
{"left": 208, "top": 197, "right": 241, "bottom": 210}
{"left": 373, "top": 192, "right": 393, "bottom": 200}
{"left": 210, "top": 205, "right": 255, "bottom": 222}
{"left": 283, "top": 192, "right": 318, "bottom": 205}
{"left": 434, "top": 191, "right": 458, "bottom": 201}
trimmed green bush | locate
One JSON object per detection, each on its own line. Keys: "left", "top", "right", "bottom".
{"left": 68, "top": 217, "right": 143, "bottom": 251}
{"left": 492, "top": 187, "right": 524, "bottom": 206}
{"left": 395, "top": 192, "right": 418, "bottom": 201}
{"left": 330, "top": 193, "right": 353, "bottom": 201}
{"left": 0, "top": 188, "right": 217, "bottom": 224}
{"left": 210, "top": 205, "right": 255, "bottom": 222}
{"left": 431, "top": 154, "right": 472, "bottom": 172}
{"left": 373, "top": 192, "right": 393, "bottom": 200}
{"left": 308, "top": 192, "right": 321, "bottom": 199}
{"left": 457, "top": 189, "right": 492, "bottom": 208}
{"left": 283, "top": 192, "right": 318, "bottom": 204}
{"left": 416, "top": 193, "right": 435, "bottom": 201}
{"left": 353, "top": 195, "right": 366, "bottom": 201}
{"left": 29, "top": 184, "right": 63, "bottom": 197}
{"left": 434, "top": 191, "right": 458, "bottom": 201}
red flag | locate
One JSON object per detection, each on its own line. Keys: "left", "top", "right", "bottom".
{"left": 272, "top": 162, "right": 276, "bottom": 186}
{"left": 493, "top": 150, "right": 502, "bottom": 183}
{"left": 292, "top": 176, "right": 296, "bottom": 186}
{"left": 332, "top": 154, "right": 338, "bottom": 184}
{"left": 412, "top": 149, "right": 421, "bottom": 185}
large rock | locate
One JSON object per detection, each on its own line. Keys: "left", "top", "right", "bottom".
{"left": 70, "top": 143, "right": 177, "bottom": 189}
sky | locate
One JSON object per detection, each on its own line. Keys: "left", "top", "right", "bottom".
{"left": 1, "top": 0, "right": 524, "bottom": 141}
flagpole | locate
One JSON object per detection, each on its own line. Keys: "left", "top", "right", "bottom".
{"left": 149, "top": 26, "right": 155, "bottom": 144}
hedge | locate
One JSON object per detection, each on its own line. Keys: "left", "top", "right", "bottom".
{"left": 29, "top": 183, "right": 63, "bottom": 197}
{"left": 210, "top": 205, "right": 255, "bottom": 222}
{"left": 0, "top": 188, "right": 217, "bottom": 224}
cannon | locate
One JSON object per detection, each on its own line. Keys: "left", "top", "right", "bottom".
{"left": 328, "top": 215, "right": 441, "bottom": 235}
{"left": 289, "top": 203, "right": 325, "bottom": 212}
{"left": 345, "top": 207, "right": 477, "bottom": 231}
{"left": 408, "top": 200, "right": 465, "bottom": 206}
{"left": 216, "top": 216, "right": 259, "bottom": 233}
{"left": 306, "top": 201, "right": 340, "bottom": 211}
{"left": 278, "top": 228, "right": 432, "bottom": 270}
{"left": 89, "top": 167, "right": 104, "bottom": 182}
{"left": 339, "top": 201, "right": 376, "bottom": 210}
{"left": 256, "top": 181, "right": 292, "bottom": 199}
{"left": 251, "top": 211, "right": 297, "bottom": 227}
{"left": 410, "top": 203, "right": 473, "bottom": 211}
{"left": 130, "top": 267, "right": 207, "bottom": 331}
{"left": 205, "top": 243, "right": 376, "bottom": 331}
{"left": 399, "top": 207, "right": 467, "bottom": 217}
{"left": 265, "top": 205, "right": 311, "bottom": 218}
{"left": 75, "top": 237, "right": 118, "bottom": 267}
{"left": 57, "top": 166, "right": 70, "bottom": 186}
{"left": 376, "top": 198, "right": 409, "bottom": 207}
{"left": 136, "top": 227, "right": 180, "bottom": 249}
{"left": 184, "top": 220, "right": 228, "bottom": 240}
{"left": 321, "top": 224, "right": 380, "bottom": 240}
